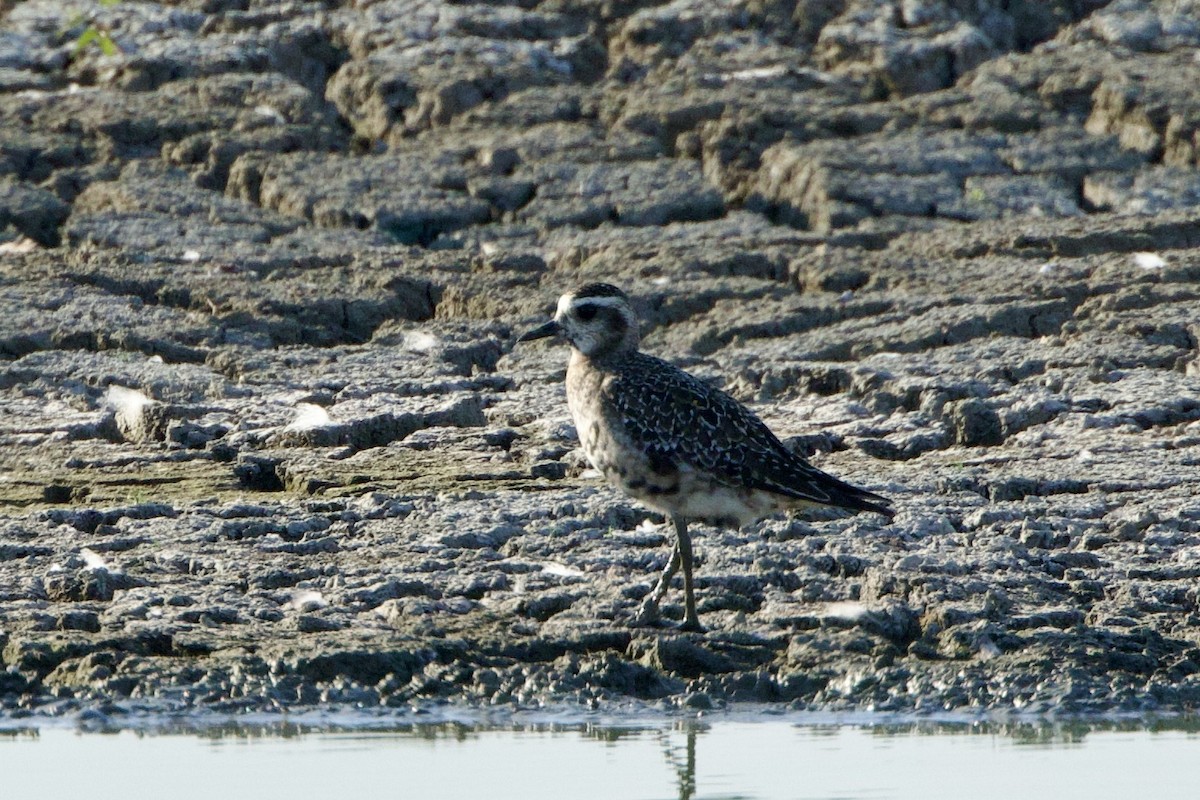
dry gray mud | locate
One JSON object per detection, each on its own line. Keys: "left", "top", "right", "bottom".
{"left": 2, "top": 0, "right": 1200, "bottom": 725}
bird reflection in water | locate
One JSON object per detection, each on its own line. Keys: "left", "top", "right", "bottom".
{"left": 657, "top": 725, "right": 698, "bottom": 800}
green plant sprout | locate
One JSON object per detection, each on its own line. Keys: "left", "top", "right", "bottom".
{"left": 71, "top": 0, "right": 122, "bottom": 56}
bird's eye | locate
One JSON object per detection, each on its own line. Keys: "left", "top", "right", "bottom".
{"left": 576, "top": 304, "right": 598, "bottom": 321}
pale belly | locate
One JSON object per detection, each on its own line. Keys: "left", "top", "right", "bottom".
{"left": 572, "top": 401, "right": 777, "bottom": 527}
{"left": 657, "top": 471, "right": 781, "bottom": 527}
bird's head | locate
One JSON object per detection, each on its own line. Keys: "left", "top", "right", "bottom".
{"left": 517, "top": 283, "right": 641, "bottom": 358}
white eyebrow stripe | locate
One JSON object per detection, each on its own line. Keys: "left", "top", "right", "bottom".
{"left": 567, "top": 295, "right": 628, "bottom": 309}
{"left": 555, "top": 292, "right": 630, "bottom": 318}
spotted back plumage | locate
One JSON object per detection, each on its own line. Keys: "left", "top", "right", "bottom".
{"left": 598, "top": 350, "right": 894, "bottom": 518}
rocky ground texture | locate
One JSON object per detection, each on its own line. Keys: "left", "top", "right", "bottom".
{"left": 2, "top": 0, "right": 1200, "bottom": 722}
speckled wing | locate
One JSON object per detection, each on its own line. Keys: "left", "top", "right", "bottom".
{"left": 605, "top": 352, "right": 893, "bottom": 517}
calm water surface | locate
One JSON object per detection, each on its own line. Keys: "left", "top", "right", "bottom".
{"left": 2, "top": 715, "right": 1198, "bottom": 799}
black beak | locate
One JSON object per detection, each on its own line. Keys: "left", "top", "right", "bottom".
{"left": 516, "top": 319, "right": 561, "bottom": 343}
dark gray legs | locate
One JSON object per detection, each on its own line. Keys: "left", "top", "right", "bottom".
{"left": 639, "top": 540, "right": 680, "bottom": 621}
{"left": 636, "top": 514, "right": 703, "bottom": 632}
{"left": 673, "top": 515, "right": 702, "bottom": 632}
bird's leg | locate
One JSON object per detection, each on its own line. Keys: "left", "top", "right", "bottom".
{"left": 636, "top": 534, "right": 681, "bottom": 625}
{"left": 673, "top": 515, "right": 703, "bottom": 632}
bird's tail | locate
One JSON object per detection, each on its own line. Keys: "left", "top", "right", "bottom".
{"left": 825, "top": 478, "right": 895, "bottom": 519}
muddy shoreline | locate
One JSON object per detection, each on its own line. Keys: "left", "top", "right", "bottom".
{"left": 2, "top": 0, "right": 1200, "bottom": 723}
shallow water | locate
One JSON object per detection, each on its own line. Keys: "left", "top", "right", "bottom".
{"left": 3, "top": 714, "right": 1198, "bottom": 799}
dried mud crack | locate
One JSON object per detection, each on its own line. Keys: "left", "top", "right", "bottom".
{"left": 2, "top": 0, "right": 1200, "bottom": 722}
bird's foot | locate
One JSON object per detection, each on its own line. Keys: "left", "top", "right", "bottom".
{"left": 632, "top": 597, "right": 665, "bottom": 628}
{"left": 632, "top": 600, "right": 706, "bottom": 633}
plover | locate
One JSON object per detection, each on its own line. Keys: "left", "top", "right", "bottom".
{"left": 518, "top": 283, "right": 893, "bottom": 631}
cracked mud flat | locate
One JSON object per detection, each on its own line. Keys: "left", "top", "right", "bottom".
{"left": 2, "top": 0, "right": 1200, "bottom": 724}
